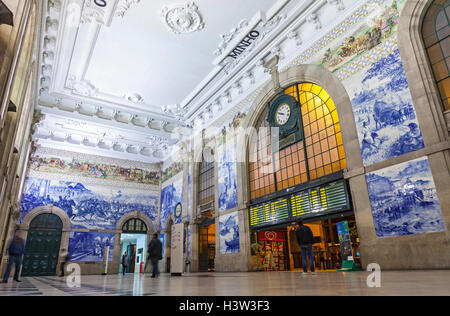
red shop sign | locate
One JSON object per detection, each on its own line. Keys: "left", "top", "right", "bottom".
{"left": 259, "top": 231, "right": 284, "bottom": 241}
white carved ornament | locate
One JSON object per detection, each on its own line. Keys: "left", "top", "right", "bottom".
{"left": 161, "top": 1, "right": 205, "bottom": 34}
{"left": 222, "top": 14, "right": 287, "bottom": 74}
{"left": 213, "top": 19, "right": 249, "bottom": 57}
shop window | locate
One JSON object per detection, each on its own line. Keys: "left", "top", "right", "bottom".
{"left": 422, "top": 0, "right": 450, "bottom": 111}
{"left": 249, "top": 83, "right": 345, "bottom": 200}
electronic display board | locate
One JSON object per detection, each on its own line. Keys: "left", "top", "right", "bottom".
{"left": 249, "top": 180, "right": 350, "bottom": 228}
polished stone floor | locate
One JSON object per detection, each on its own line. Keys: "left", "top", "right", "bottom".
{"left": 0, "top": 270, "right": 449, "bottom": 296}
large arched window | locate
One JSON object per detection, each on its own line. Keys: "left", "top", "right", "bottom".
{"left": 198, "top": 160, "right": 215, "bottom": 206}
{"left": 422, "top": 0, "right": 450, "bottom": 111}
{"left": 249, "top": 83, "right": 346, "bottom": 200}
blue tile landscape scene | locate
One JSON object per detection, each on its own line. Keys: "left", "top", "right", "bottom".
{"left": 219, "top": 212, "right": 240, "bottom": 254}
{"left": 19, "top": 178, "right": 158, "bottom": 230}
{"left": 345, "top": 48, "right": 424, "bottom": 166}
{"left": 218, "top": 145, "right": 238, "bottom": 212}
{"left": 366, "top": 157, "right": 446, "bottom": 237}
{"left": 68, "top": 232, "right": 115, "bottom": 262}
{"left": 160, "top": 178, "right": 183, "bottom": 230}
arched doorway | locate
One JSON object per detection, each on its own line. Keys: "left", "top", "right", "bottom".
{"left": 164, "top": 217, "right": 174, "bottom": 273}
{"left": 198, "top": 213, "right": 215, "bottom": 272}
{"left": 245, "top": 80, "right": 361, "bottom": 272}
{"left": 120, "top": 218, "right": 148, "bottom": 274}
{"left": 21, "top": 213, "right": 63, "bottom": 276}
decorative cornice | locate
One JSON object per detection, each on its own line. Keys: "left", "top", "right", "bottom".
{"left": 213, "top": 19, "right": 249, "bottom": 57}
{"left": 115, "top": 0, "right": 141, "bottom": 18}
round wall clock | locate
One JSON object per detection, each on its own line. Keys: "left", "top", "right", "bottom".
{"left": 275, "top": 103, "right": 291, "bottom": 125}
{"left": 267, "top": 94, "right": 303, "bottom": 150}
{"left": 175, "top": 203, "right": 182, "bottom": 218}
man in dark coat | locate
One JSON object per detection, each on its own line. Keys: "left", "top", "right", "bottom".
{"left": 295, "top": 219, "right": 316, "bottom": 274}
{"left": 147, "top": 233, "right": 163, "bottom": 278}
{"left": 1, "top": 232, "right": 26, "bottom": 283}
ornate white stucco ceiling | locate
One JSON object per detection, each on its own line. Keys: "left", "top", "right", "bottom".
{"left": 35, "top": 0, "right": 359, "bottom": 163}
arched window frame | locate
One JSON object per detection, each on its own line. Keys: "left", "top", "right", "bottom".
{"left": 249, "top": 83, "right": 346, "bottom": 201}
{"left": 422, "top": 0, "right": 450, "bottom": 112}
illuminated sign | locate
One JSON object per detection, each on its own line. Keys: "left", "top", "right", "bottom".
{"left": 249, "top": 180, "right": 350, "bottom": 228}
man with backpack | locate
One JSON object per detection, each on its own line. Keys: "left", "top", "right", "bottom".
{"left": 295, "top": 219, "right": 316, "bottom": 275}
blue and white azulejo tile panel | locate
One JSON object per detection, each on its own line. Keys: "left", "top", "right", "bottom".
{"left": 366, "top": 157, "right": 446, "bottom": 238}
{"left": 19, "top": 177, "right": 159, "bottom": 230}
{"left": 344, "top": 48, "right": 424, "bottom": 166}
{"left": 218, "top": 145, "right": 238, "bottom": 212}
{"left": 219, "top": 211, "right": 240, "bottom": 254}
{"left": 68, "top": 232, "right": 115, "bottom": 262}
{"left": 160, "top": 177, "right": 183, "bottom": 230}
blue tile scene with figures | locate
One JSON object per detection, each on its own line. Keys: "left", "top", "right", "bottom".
{"left": 19, "top": 177, "right": 159, "bottom": 230}
{"left": 187, "top": 226, "right": 191, "bottom": 258}
{"left": 219, "top": 212, "right": 240, "bottom": 254}
{"left": 218, "top": 145, "right": 238, "bottom": 212}
{"left": 159, "top": 233, "right": 165, "bottom": 259}
{"left": 344, "top": 48, "right": 424, "bottom": 166}
{"left": 160, "top": 178, "right": 183, "bottom": 230}
{"left": 366, "top": 157, "right": 446, "bottom": 238}
{"left": 68, "top": 232, "right": 115, "bottom": 262}
{"left": 188, "top": 174, "right": 192, "bottom": 222}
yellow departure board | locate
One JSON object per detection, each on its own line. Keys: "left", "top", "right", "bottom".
{"left": 249, "top": 180, "right": 349, "bottom": 228}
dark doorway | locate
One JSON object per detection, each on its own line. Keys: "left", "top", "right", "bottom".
{"left": 22, "top": 213, "right": 63, "bottom": 276}
{"left": 126, "top": 244, "right": 136, "bottom": 273}
{"left": 198, "top": 212, "right": 215, "bottom": 272}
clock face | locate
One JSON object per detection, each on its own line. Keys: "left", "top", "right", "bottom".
{"left": 175, "top": 203, "right": 182, "bottom": 217}
{"left": 275, "top": 103, "right": 291, "bottom": 125}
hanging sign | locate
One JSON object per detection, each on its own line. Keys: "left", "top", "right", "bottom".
{"left": 258, "top": 231, "right": 284, "bottom": 242}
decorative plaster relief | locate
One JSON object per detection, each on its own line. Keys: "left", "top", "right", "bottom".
{"left": 115, "top": 0, "right": 141, "bottom": 18}
{"left": 161, "top": 1, "right": 205, "bottom": 35}
{"left": 214, "top": 19, "right": 249, "bottom": 56}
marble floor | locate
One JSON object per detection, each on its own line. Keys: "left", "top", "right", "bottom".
{"left": 0, "top": 270, "right": 449, "bottom": 296}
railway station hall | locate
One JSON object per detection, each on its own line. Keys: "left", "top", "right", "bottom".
{"left": 0, "top": 0, "right": 449, "bottom": 297}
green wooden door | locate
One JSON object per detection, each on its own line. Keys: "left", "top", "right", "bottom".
{"left": 22, "top": 214, "right": 63, "bottom": 277}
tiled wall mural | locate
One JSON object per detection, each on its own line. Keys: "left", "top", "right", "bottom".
{"left": 159, "top": 233, "right": 165, "bottom": 259}
{"left": 344, "top": 48, "right": 424, "bottom": 165}
{"left": 30, "top": 148, "right": 159, "bottom": 185}
{"left": 161, "top": 161, "right": 184, "bottom": 183}
{"left": 219, "top": 212, "right": 240, "bottom": 254}
{"left": 68, "top": 232, "right": 115, "bottom": 262}
{"left": 218, "top": 145, "right": 238, "bottom": 212}
{"left": 188, "top": 174, "right": 192, "bottom": 221}
{"left": 160, "top": 178, "right": 183, "bottom": 230}
{"left": 366, "top": 157, "right": 446, "bottom": 237}
{"left": 187, "top": 226, "right": 191, "bottom": 259}
{"left": 297, "top": 0, "right": 424, "bottom": 166}
{"left": 19, "top": 177, "right": 159, "bottom": 230}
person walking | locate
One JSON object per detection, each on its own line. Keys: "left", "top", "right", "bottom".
{"left": 1, "top": 232, "right": 26, "bottom": 283}
{"left": 147, "top": 233, "right": 162, "bottom": 278}
{"left": 121, "top": 251, "right": 128, "bottom": 276}
{"left": 295, "top": 219, "right": 316, "bottom": 275}
{"left": 60, "top": 248, "right": 69, "bottom": 277}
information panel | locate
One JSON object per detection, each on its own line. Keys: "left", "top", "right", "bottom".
{"left": 249, "top": 180, "right": 350, "bottom": 228}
